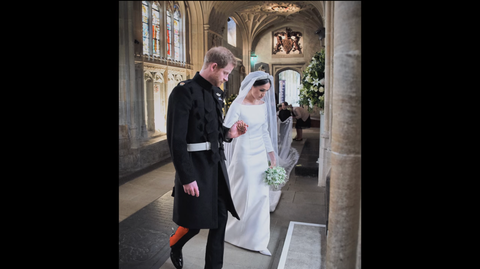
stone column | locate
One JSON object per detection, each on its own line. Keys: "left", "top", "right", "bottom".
{"left": 187, "top": 1, "right": 205, "bottom": 73}
{"left": 145, "top": 71, "right": 154, "bottom": 133}
{"left": 355, "top": 201, "right": 361, "bottom": 269}
{"left": 326, "top": 2, "right": 361, "bottom": 269}
{"left": 319, "top": 1, "right": 334, "bottom": 187}
{"left": 137, "top": 63, "right": 147, "bottom": 139}
{"left": 119, "top": 1, "right": 139, "bottom": 175}
{"left": 204, "top": 24, "right": 210, "bottom": 54}
{"left": 119, "top": 1, "right": 138, "bottom": 142}
{"left": 119, "top": 1, "right": 130, "bottom": 128}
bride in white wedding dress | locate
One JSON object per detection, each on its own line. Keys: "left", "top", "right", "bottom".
{"left": 223, "top": 71, "right": 278, "bottom": 256}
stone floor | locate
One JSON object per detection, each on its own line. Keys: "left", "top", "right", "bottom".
{"left": 119, "top": 128, "right": 326, "bottom": 269}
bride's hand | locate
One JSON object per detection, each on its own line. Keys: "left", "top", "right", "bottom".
{"left": 267, "top": 152, "right": 276, "bottom": 168}
{"left": 228, "top": 120, "right": 248, "bottom": 138}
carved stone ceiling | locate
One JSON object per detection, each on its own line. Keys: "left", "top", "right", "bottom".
{"left": 209, "top": 1, "right": 323, "bottom": 40}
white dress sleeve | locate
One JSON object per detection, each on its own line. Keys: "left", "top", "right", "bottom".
{"left": 223, "top": 101, "right": 241, "bottom": 128}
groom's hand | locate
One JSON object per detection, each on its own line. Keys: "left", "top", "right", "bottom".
{"left": 183, "top": 181, "right": 199, "bottom": 197}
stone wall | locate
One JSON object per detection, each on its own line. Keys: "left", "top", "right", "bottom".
{"left": 119, "top": 1, "right": 180, "bottom": 180}
{"left": 253, "top": 24, "right": 323, "bottom": 100}
{"left": 119, "top": 125, "right": 171, "bottom": 179}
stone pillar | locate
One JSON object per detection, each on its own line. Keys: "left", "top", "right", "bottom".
{"left": 355, "top": 202, "right": 361, "bottom": 269}
{"left": 145, "top": 71, "right": 154, "bottom": 132}
{"left": 319, "top": 1, "right": 334, "bottom": 187}
{"left": 326, "top": 2, "right": 361, "bottom": 269}
{"left": 204, "top": 24, "right": 210, "bottom": 54}
{"left": 119, "top": 1, "right": 140, "bottom": 149}
{"left": 187, "top": 1, "right": 205, "bottom": 73}
{"left": 119, "top": 1, "right": 136, "bottom": 176}
{"left": 137, "top": 63, "right": 147, "bottom": 138}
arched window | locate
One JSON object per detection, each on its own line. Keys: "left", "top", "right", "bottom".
{"left": 166, "top": 4, "right": 182, "bottom": 61}
{"left": 166, "top": 9, "right": 172, "bottom": 58}
{"left": 142, "top": 1, "right": 184, "bottom": 61}
{"left": 152, "top": 3, "right": 161, "bottom": 57}
{"left": 142, "top": 1, "right": 149, "bottom": 55}
{"left": 227, "top": 17, "right": 236, "bottom": 47}
{"left": 174, "top": 9, "right": 181, "bottom": 60}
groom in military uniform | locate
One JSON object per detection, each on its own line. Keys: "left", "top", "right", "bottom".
{"left": 166, "top": 46, "right": 248, "bottom": 269}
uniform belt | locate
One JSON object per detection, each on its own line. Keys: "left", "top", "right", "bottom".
{"left": 186, "top": 142, "right": 221, "bottom": 152}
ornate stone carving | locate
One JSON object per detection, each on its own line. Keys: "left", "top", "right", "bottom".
{"left": 212, "top": 34, "right": 218, "bottom": 47}
{"left": 209, "top": 32, "right": 222, "bottom": 49}
{"left": 254, "top": 62, "right": 269, "bottom": 74}
{"left": 167, "top": 72, "right": 184, "bottom": 82}
{"left": 174, "top": 74, "right": 183, "bottom": 82}
{"left": 273, "top": 27, "right": 302, "bottom": 55}
{"left": 241, "top": 2, "right": 304, "bottom": 14}
{"left": 154, "top": 72, "right": 164, "bottom": 83}
{"left": 239, "top": 64, "right": 245, "bottom": 75}
{"left": 144, "top": 71, "right": 153, "bottom": 81}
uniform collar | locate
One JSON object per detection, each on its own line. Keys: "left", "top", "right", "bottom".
{"left": 193, "top": 72, "right": 224, "bottom": 99}
{"left": 193, "top": 72, "right": 215, "bottom": 90}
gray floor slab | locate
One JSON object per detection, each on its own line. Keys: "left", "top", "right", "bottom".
{"left": 278, "top": 222, "right": 326, "bottom": 269}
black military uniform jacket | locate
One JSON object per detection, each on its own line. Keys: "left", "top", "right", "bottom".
{"left": 167, "top": 72, "right": 240, "bottom": 229}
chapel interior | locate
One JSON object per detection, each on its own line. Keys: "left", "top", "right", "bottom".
{"left": 119, "top": 1, "right": 361, "bottom": 268}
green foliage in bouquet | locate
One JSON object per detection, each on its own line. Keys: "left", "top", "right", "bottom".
{"left": 298, "top": 49, "right": 325, "bottom": 112}
{"left": 225, "top": 93, "right": 238, "bottom": 113}
{"left": 264, "top": 166, "right": 287, "bottom": 190}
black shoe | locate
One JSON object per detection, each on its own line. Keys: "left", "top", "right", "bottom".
{"left": 170, "top": 248, "right": 183, "bottom": 269}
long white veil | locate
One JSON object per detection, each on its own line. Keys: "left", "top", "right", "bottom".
{"left": 223, "top": 71, "right": 278, "bottom": 169}
{"left": 277, "top": 116, "right": 299, "bottom": 185}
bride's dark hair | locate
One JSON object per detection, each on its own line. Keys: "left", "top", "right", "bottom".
{"left": 253, "top": 78, "right": 271, "bottom": 87}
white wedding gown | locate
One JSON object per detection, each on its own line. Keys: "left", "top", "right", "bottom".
{"left": 223, "top": 102, "right": 273, "bottom": 254}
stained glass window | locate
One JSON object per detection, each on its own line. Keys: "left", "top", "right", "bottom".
{"left": 142, "top": 2, "right": 183, "bottom": 60}
{"left": 142, "top": 1, "right": 149, "bottom": 55}
{"left": 152, "top": 3, "right": 160, "bottom": 57}
{"left": 174, "top": 9, "right": 180, "bottom": 60}
{"left": 166, "top": 10, "right": 171, "bottom": 59}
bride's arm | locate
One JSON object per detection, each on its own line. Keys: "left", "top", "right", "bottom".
{"left": 262, "top": 106, "right": 276, "bottom": 167}
{"left": 223, "top": 102, "right": 248, "bottom": 140}
{"left": 268, "top": 151, "right": 276, "bottom": 168}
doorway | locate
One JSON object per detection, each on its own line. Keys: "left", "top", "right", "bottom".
{"left": 278, "top": 70, "right": 301, "bottom": 106}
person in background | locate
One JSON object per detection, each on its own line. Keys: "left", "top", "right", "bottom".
{"left": 278, "top": 102, "right": 292, "bottom": 122}
{"left": 291, "top": 105, "right": 311, "bottom": 141}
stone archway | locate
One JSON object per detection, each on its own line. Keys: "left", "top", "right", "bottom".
{"left": 272, "top": 64, "right": 304, "bottom": 105}
{"left": 186, "top": 1, "right": 205, "bottom": 72}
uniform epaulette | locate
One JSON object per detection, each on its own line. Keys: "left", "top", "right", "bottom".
{"left": 177, "top": 80, "right": 190, "bottom": 87}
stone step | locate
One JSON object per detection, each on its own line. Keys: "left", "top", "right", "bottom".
{"left": 294, "top": 136, "right": 320, "bottom": 177}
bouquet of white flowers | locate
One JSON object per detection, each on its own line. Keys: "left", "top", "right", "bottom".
{"left": 298, "top": 49, "right": 325, "bottom": 112}
{"left": 264, "top": 166, "right": 287, "bottom": 190}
